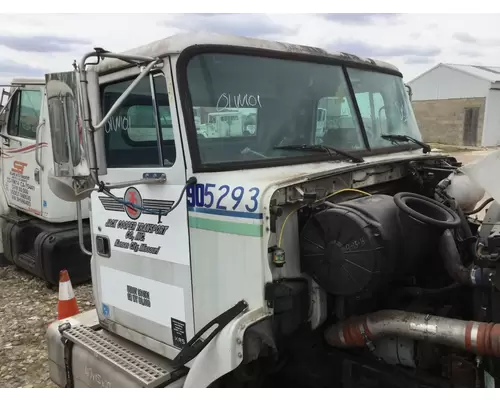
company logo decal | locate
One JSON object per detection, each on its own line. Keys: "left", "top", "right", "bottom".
{"left": 11, "top": 160, "right": 28, "bottom": 174}
{"left": 123, "top": 187, "right": 142, "bottom": 220}
{"left": 98, "top": 196, "right": 174, "bottom": 216}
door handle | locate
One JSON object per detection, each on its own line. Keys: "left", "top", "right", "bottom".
{"left": 34, "top": 168, "right": 40, "bottom": 184}
{"left": 35, "top": 119, "right": 45, "bottom": 170}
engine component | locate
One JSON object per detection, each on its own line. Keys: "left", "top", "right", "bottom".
{"left": 440, "top": 171, "right": 485, "bottom": 213}
{"left": 299, "top": 192, "right": 461, "bottom": 296}
{"left": 299, "top": 194, "right": 400, "bottom": 296}
{"left": 372, "top": 337, "right": 417, "bottom": 368}
{"left": 477, "top": 200, "right": 500, "bottom": 249}
{"left": 271, "top": 247, "right": 286, "bottom": 267}
{"left": 264, "top": 279, "right": 309, "bottom": 336}
{"left": 394, "top": 192, "right": 461, "bottom": 273}
{"left": 439, "top": 229, "right": 495, "bottom": 286}
{"left": 324, "top": 309, "right": 500, "bottom": 357}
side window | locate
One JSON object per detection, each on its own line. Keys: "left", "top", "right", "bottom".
{"left": 126, "top": 105, "right": 174, "bottom": 142}
{"left": 7, "top": 89, "right": 42, "bottom": 139}
{"left": 197, "top": 106, "right": 258, "bottom": 139}
{"left": 102, "top": 73, "right": 176, "bottom": 168}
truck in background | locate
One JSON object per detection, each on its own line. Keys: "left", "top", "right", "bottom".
{"left": 0, "top": 78, "right": 91, "bottom": 286}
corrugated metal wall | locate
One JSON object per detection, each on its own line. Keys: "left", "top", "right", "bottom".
{"left": 482, "top": 89, "right": 500, "bottom": 146}
{"left": 410, "top": 65, "right": 491, "bottom": 101}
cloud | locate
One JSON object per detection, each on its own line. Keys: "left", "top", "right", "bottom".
{"left": 453, "top": 32, "right": 477, "bottom": 44}
{"left": 0, "top": 34, "right": 91, "bottom": 53}
{"left": 0, "top": 13, "right": 498, "bottom": 86}
{"left": 405, "top": 56, "right": 435, "bottom": 65}
{"left": 0, "top": 60, "right": 46, "bottom": 84}
{"left": 0, "top": 60, "right": 45, "bottom": 76}
{"left": 318, "top": 13, "right": 402, "bottom": 25}
{"left": 459, "top": 49, "right": 483, "bottom": 57}
{"left": 161, "top": 13, "right": 297, "bottom": 38}
{"left": 453, "top": 32, "right": 500, "bottom": 46}
{"left": 328, "top": 39, "right": 441, "bottom": 58}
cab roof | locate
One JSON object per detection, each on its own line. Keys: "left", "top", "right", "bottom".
{"left": 9, "top": 77, "right": 45, "bottom": 86}
{"left": 89, "top": 31, "right": 401, "bottom": 76}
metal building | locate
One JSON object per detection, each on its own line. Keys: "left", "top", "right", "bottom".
{"left": 407, "top": 63, "right": 500, "bottom": 147}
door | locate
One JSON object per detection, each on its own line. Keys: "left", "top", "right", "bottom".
{"left": 0, "top": 85, "right": 45, "bottom": 217}
{"left": 91, "top": 66, "right": 194, "bottom": 354}
{"left": 463, "top": 107, "right": 480, "bottom": 146}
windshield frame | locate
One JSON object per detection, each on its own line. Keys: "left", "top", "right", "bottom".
{"left": 176, "top": 44, "right": 422, "bottom": 173}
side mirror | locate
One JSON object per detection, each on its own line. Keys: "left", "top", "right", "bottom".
{"left": 45, "top": 71, "right": 89, "bottom": 178}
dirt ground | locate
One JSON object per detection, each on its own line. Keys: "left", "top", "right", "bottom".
{"left": 0, "top": 148, "right": 496, "bottom": 388}
{"left": 0, "top": 266, "right": 93, "bottom": 388}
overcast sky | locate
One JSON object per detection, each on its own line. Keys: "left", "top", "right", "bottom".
{"left": 0, "top": 13, "right": 498, "bottom": 85}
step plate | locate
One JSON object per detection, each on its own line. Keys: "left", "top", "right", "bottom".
{"left": 18, "top": 251, "right": 35, "bottom": 265}
{"left": 63, "top": 325, "right": 172, "bottom": 387}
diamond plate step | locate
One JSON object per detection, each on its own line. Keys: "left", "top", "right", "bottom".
{"left": 62, "top": 325, "right": 173, "bottom": 387}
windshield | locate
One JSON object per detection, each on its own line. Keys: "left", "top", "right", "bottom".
{"left": 185, "top": 53, "right": 422, "bottom": 168}
{"left": 347, "top": 68, "right": 421, "bottom": 149}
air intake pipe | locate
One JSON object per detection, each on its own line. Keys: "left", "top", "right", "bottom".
{"left": 325, "top": 310, "right": 500, "bottom": 357}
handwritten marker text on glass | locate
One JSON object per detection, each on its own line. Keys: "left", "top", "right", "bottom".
{"left": 216, "top": 93, "right": 263, "bottom": 112}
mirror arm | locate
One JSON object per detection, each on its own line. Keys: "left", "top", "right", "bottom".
{"left": 75, "top": 174, "right": 167, "bottom": 198}
{"left": 94, "top": 58, "right": 159, "bottom": 131}
{"left": 77, "top": 52, "right": 159, "bottom": 185}
{"left": 76, "top": 200, "right": 92, "bottom": 256}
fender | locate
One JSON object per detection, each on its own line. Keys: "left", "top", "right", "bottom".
{"left": 182, "top": 307, "right": 271, "bottom": 388}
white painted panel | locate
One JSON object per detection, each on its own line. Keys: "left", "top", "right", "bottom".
{"left": 411, "top": 65, "right": 491, "bottom": 101}
{"left": 482, "top": 89, "right": 500, "bottom": 146}
{"left": 100, "top": 265, "right": 186, "bottom": 328}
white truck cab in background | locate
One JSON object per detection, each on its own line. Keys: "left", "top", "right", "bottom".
{"left": 45, "top": 33, "right": 500, "bottom": 389}
{"left": 0, "top": 78, "right": 91, "bottom": 285}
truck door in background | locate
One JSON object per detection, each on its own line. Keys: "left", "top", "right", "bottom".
{"left": 0, "top": 85, "right": 45, "bottom": 217}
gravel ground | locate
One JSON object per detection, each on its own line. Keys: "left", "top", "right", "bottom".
{"left": 0, "top": 265, "right": 94, "bottom": 388}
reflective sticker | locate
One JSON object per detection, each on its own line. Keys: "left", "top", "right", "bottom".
{"left": 102, "top": 303, "right": 110, "bottom": 318}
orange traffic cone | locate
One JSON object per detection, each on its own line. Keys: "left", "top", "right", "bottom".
{"left": 57, "top": 269, "right": 80, "bottom": 320}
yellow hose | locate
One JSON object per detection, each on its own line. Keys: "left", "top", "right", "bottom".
{"left": 277, "top": 188, "right": 372, "bottom": 247}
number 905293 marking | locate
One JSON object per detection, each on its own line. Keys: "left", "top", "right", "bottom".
{"left": 186, "top": 184, "right": 260, "bottom": 213}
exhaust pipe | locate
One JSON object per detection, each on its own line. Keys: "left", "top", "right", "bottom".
{"left": 325, "top": 310, "right": 500, "bottom": 357}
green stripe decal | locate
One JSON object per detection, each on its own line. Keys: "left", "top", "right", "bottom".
{"left": 188, "top": 216, "right": 263, "bottom": 237}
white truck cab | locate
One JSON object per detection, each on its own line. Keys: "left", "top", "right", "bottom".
{"left": 0, "top": 78, "right": 91, "bottom": 285}
{"left": 45, "top": 33, "right": 500, "bottom": 388}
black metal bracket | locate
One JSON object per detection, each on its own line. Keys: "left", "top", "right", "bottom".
{"left": 172, "top": 300, "right": 249, "bottom": 368}
{"left": 58, "top": 322, "right": 75, "bottom": 388}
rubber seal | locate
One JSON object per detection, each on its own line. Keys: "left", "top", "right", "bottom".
{"left": 394, "top": 192, "right": 461, "bottom": 229}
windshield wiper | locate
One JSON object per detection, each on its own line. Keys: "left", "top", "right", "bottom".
{"left": 381, "top": 134, "right": 431, "bottom": 154}
{"left": 273, "top": 144, "right": 364, "bottom": 163}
